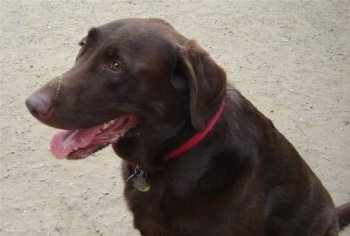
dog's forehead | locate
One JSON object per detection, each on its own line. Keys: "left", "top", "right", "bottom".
{"left": 99, "top": 18, "right": 174, "bottom": 38}
{"left": 79, "top": 19, "right": 184, "bottom": 62}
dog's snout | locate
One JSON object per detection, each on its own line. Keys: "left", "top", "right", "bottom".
{"left": 25, "top": 94, "right": 52, "bottom": 119}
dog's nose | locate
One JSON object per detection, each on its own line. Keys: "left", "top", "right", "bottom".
{"left": 25, "top": 94, "right": 52, "bottom": 119}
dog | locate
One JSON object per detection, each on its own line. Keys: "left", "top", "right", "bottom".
{"left": 26, "top": 18, "right": 350, "bottom": 235}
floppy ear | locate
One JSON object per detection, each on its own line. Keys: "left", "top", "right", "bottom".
{"left": 172, "top": 40, "right": 226, "bottom": 130}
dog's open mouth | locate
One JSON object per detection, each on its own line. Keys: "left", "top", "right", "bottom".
{"left": 50, "top": 115, "right": 137, "bottom": 159}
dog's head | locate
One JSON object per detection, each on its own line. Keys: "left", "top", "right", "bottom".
{"left": 26, "top": 18, "right": 226, "bottom": 161}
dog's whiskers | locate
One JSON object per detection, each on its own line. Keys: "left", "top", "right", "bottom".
{"left": 54, "top": 75, "right": 63, "bottom": 101}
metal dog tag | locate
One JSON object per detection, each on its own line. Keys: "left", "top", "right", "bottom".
{"left": 133, "top": 175, "right": 150, "bottom": 192}
{"left": 126, "top": 166, "right": 150, "bottom": 192}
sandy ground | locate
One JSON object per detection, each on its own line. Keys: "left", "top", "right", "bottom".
{"left": 1, "top": 1, "right": 349, "bottom": 235}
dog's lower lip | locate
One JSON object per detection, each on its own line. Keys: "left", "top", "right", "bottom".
{"left": 66, "top": 144, "right": 108, "bottom": 160}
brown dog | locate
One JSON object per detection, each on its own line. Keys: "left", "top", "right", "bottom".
{"left": 26, "top": 18, "right": 350, "bottom": 235}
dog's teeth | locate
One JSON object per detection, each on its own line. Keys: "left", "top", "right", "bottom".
{"left": 74, "top": 147, "right": 79, "bottom": 151}
{"left": 97, "top": 129, "right": 101, "bottom": 134}
{"left": 108, "top": 120, "right": 116, "bottom": 125}
{"left": 102, "top": 123, "right": 110, "bottom": 130}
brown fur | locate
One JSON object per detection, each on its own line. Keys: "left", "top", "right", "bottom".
{"left": 26, "top": 18, "right": 350, "bottom": 235}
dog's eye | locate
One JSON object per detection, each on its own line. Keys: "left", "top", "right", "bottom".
{"left": 110, "top": 61, "right": 122, "bottom": 72}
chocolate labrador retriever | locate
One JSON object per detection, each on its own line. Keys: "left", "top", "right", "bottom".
{"left": 26, "top": 18, "right": 350, "bottom": 235}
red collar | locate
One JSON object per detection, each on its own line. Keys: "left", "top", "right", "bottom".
{"left": 163, "top": 98, "right": 225, "bottom": 162}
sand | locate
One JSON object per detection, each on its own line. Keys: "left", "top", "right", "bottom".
{"left": 1, "top": 1, "right": 349, "bottom": 235}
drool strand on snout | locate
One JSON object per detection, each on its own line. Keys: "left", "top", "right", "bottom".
{"left": 54, "top": 75, "right": 63, "bottom": 101}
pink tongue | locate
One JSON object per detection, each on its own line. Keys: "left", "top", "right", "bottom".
{"left": 50, "top": 126, "right": 101, "bottom": 159}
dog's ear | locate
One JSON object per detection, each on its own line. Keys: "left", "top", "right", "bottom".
{"left": 172, "top": 40, "right": 226, "bottom": 130}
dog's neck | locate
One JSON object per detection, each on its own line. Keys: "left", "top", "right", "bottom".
{"left": 163, "top": 98, "right": 226, "bottom": 162}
